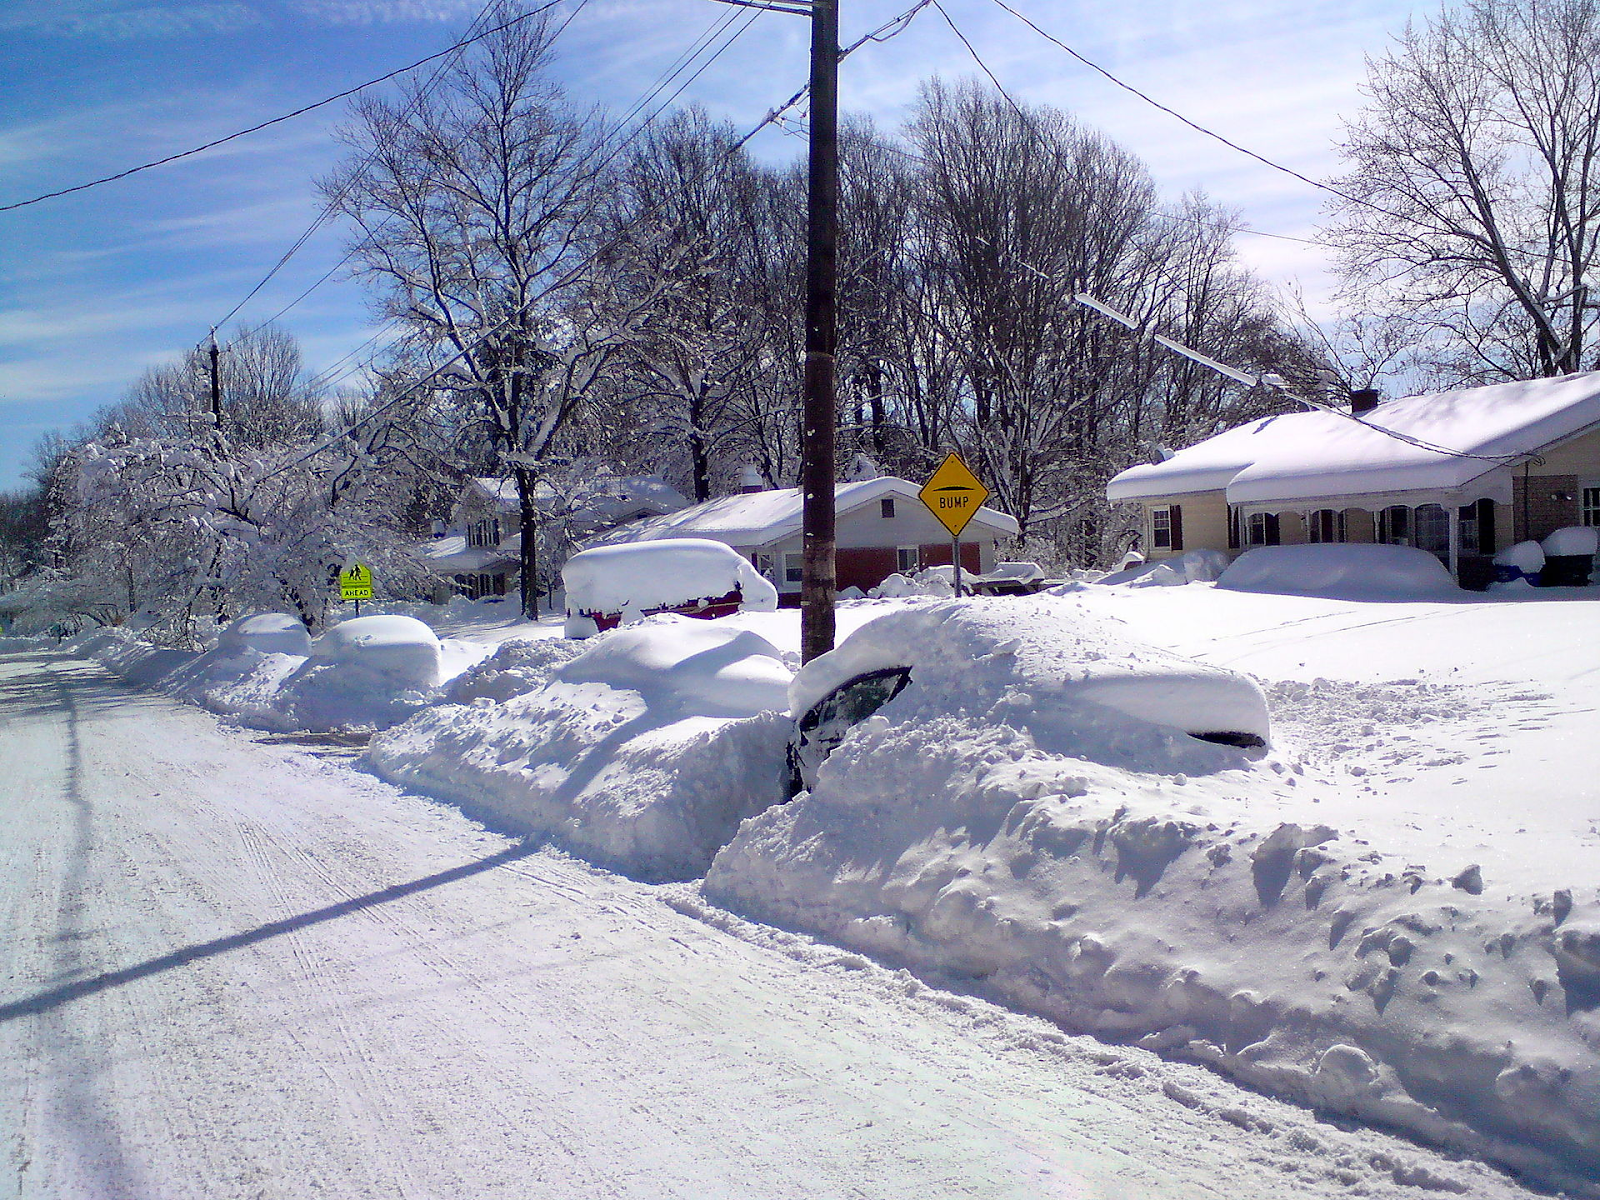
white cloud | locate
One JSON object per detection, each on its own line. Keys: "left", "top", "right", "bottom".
{"left": 0, "top": 0, "right": 259, "bottom": 40}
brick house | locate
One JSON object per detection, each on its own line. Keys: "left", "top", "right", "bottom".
{"left": 585, "top": 476, "right": 1019, "bottom": 601}
{"left": 1106, "top": 372, "right": 1600, "bottom": 588}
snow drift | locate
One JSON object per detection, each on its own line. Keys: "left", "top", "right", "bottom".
{"left": 707, "top": 594, "right": 1600, "bottom": 1192}
{"left": 1217, "top": 544, "right": 1459, "bottom": 601}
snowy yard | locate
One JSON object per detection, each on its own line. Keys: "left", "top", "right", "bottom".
{"left": 8, "top": 579, "right": 1600, "bottom": 1195}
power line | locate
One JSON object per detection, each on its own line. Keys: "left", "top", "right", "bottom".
{"left": 923, "top": 2, "right": 1318, "bottom": 249}
{"left": 239, "top": 0, "right": 745, "bottom": 354}
{"left": 0, "top": 0, "right": 569, "bottom": 215}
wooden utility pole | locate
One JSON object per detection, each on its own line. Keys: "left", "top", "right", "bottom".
{"left": 208, "top": 331, "right": 222, "bottom": 428}
{"left": 800, "top": 0, "right": 839, "bottom": 664}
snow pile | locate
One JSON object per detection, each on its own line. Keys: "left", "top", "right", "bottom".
{"left": 216, "top": 612, "right": 312, "bottom": 657}
{"left": 1097, "top": 549, "right": 1232, "bottom": 589}
{"left": 72, "top": 626, "right": 198, "bottom": 687}
{"left": 271, "top": 616, "right": 442, "bottom": 731}
{"left": 443, "top": 636, "right": 585, "bottom": 703}
{"left": 562, "top": 538, "right": 778, "bottom": 633}
{"left": 1217, "top": 544, "right": 1459, "bottom": 601}
{"left": 557, "top": 618, "right": 791, "bottom": 718}
{"left": 1543, "top": 526, "right": 1599, "bottom": 557}
{"left": 368, "top": 619, "right": 792, "bottom": 880}
{"left": 706, "top": 593, "right": 1600, "bottom": 1193}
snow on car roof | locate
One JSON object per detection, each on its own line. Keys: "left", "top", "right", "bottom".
{"left": 789, "top": 595, "right": 1269, "bottom": 744}
{"left": 1107, "top": 370, "right": 1600, "bottom": 504}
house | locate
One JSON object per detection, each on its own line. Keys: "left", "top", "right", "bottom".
{"left": 586, "top": 475, "right": 1020, "bottom": 601}
{"left": 1106, "top": 372, "right": 1600, "bottom": 588}
{"left": 421, "top": 472, "right": 689, "bottom": 600}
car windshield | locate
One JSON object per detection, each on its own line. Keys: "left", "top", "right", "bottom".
{"left": 799, "top": 667, "right": 912, "bottom": 736}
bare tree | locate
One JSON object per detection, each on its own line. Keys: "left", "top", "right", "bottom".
{"left": 324, "top": 1, "right": 624, "bottom": 617}
{"left": 1327, "top": 0, "right": 1600, "bottom": 382}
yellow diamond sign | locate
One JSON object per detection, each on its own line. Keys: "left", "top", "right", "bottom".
{"left": 918, "top": 452, "right": 989, "bottom": 537}
{"left": 338, "top": 563, "right": 374, "bottom": 601}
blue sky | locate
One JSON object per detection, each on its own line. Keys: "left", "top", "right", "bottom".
{"left": 0, "top": 0, "right": 1425, "bottom": 489}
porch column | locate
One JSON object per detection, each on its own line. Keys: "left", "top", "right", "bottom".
{"left": 1447, "top": 503, "right": 1460, "bottom": 580}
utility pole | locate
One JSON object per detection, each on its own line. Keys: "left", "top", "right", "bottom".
{"left": 800, "top": 0, "right": 839, "bottom": 664}
{"left": 208, "top": 330, "right": 222, "bottom": 429}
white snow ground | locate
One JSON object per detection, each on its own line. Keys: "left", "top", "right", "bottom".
{"left": 0, "top": 646, "right": 1541, "bottom": 1199}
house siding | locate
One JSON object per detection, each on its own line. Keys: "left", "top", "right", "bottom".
{"left": 1142, "top": 493, "right": 1229, "bottom": 561}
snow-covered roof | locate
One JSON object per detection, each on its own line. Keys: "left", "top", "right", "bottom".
{"left": 1107, "top": 371, "right": 1600, "bottom": 506}
{"left": 418, "top": 535, "right": 517, "bottom": 575}
{"left": 589, "top": 476, "right": 1019, "bottom": 548}
{"left": 467, "top": 474, "right": 689, "bottom": 524}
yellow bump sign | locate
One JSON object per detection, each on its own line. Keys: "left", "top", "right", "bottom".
{"left": 918, "top": 452, "right": 989, "bottom": 537}
{"left": 338, "top": 563, "right": 374, "bottom": 601}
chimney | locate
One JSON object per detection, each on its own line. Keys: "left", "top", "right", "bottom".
{"left": 737, "top": 465, "right": 766, "bottom": 494}
{"left": 1350, "top": 388, "right": 1382, "bottom": 415}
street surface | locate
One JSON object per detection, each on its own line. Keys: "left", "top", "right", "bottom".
{"left": 1, "top": 648, "right": 1540, "bottom": 1199}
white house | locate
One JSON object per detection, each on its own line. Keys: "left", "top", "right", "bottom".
{"left": 421, "top": 472, "right": 689, "bottom": 599}
{"left": 1106, "top": 372, "right": 1600, "bottom": 588}
{"left": 587, "top": 475, "right": 1019, "bottom": 600}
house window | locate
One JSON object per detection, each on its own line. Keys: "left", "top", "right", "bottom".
{"left": 1151, "top": 507, "right": 1172, "bottom": 550}
{"left": 1458, "top": 504, "right": 1479, "bottom": 554}
{"left": 754, "top": 552, "right": 775, "bottom": 580}
{"left": 1414, "top": 504, "right": 1450, "bottom": 558}
{"left": 1307, "top": 509, "right": 1342, "bottom": 543}
{"left": 784, "top": 553, "right": 804, "bottom": 585}
{"left": 1378, "top": 505, "right": 1411, "bottom": 545}
{"left": 880, "top": 498, "right": 896, "bottom": 518}
{"left": 1583, "top": 485, "right": 1600, "bottom": 527}
{"left": 1246, "top": 512, "right": 1280, "bottom": 546}
{"left": 896, "top": 546, "right": 919, "bottom": 573}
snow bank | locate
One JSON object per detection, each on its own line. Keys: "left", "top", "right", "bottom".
{"left": 562, "top": 538, "right": 779, "bottom": 628}
{"left": 368, "top": 620, "right": 793, "bottom": 880}
{"left": 706, "top": 593, "right": 1600, "bottom": 1193}
{"left": 216, "top": 612, "right": 312, "bottom": 657}
{"left": 443, "top": 636, "right": 585, "bottom": 703}
{"left": 1218, "top": 544, "right": 1459, "bottom": 601}
{"left": 556, "top": 618, "right": 791, "bottom": 718}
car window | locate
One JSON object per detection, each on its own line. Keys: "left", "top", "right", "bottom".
{"left": 799, "top": 668, "right": 912, "bottom": 736}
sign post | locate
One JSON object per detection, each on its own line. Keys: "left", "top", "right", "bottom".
{"left": 338, "top": 563, "right": 374, "bottom": 616}
{"left": 917, "top": 453, "right": 990, "bottom": 598}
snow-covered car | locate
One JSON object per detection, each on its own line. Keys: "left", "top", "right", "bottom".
{"left": 786, "top": 596, "right": 1269, "bottom": 793}
{"left": 562, "top": 538, "right": 779, "bottom": 637}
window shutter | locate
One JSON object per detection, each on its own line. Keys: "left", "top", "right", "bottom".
{"left": 1478, "top": 499, "right": 1497, "bottom": 555}
{"left": 1265, "top": 512, "right": 1281, "bottom": 545}
{"left": 1227, "top": 507, "right": 1240, "bottom": 550}
{"left": 1169, "top": 504, "right": 1184, "bottom": 551}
